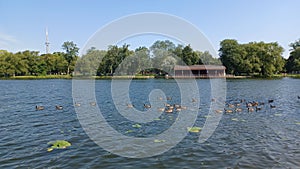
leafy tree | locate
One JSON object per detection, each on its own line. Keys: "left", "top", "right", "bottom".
{"left": 62, "top": 41, "right": 79, "bottom": 75}
{"left": 219, "top": 39, "right": 244, "bottom": 75}
{"left": 286, "top": 40, "right": 300, "bottom": 73}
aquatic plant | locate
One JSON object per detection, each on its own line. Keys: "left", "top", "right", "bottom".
{"left": 47, "top": 140, "right": 71, "bottom": 152}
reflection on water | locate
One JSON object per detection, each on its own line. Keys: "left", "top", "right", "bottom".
{"left": 0, "top": 78, "right": 299, "bottom": 168}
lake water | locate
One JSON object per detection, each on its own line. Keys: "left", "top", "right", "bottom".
{"left": 0, "top": 78, "right": 299, "bottom": 168}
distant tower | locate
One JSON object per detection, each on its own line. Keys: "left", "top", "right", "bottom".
{"left": 45, "top": 27, "right": 50, "bottom": 54}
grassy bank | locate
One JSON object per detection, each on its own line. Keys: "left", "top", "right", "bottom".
{"left": 0, "top": 75, "right": 72, "bottom": 80}
{"left": 1, "top": 74, "right": 299, "bottom": 80}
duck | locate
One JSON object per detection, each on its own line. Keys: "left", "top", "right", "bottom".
{"left": 215, "top": 109, "right": 223, "bottom": 113}
{"left": 165, "top": 103, "right": 171, "bottom": 107}
{"left": 228, "top": 104, "right": 235, "bottom": 108}
{"left": 256, "top": 107, "right": 262, "bottom": 111}
{"left": 36, "top": 105, "right": 44, "bottom": 111}
{"left": 127, "top": 104, "right": 134, "bottom": 108}
{"left": 174, "top": 104, "right": 180, "bottom": 108}
{"left": 270, "top": 104, "right": 276, "bottom": 108}
{"left": 144, "top": 104, "right": 151, "bottom": 108}
{"left": 268, "top": 99, "right": 274, "bottom": 103}
{"left": 211, "top": 98, "right": 216, "bottom": 102}
{"left": 224, "top": 108, "right": 233, "bottom": 113}
{"left": 248, "top": 107, "right": 254, "bottom": 112}
{"left": 55, "top": 105, "right": 63, "bottom": 110}
{"left": 165, "top": 108, "right": 173, "bottom": 113}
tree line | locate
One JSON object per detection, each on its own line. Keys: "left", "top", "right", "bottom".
{"left": 0, "top": 41, "right": 79, "bottom": 77}
{"left": 0, "top": 39, "right": 299, "bottom": 77}
{"left": 219, "top": 39, "right": 300, "bottom": 76}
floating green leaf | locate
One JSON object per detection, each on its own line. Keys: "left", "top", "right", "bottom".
{"left": 132, "top": 124, "right": 141, "bottom": 128}
{"left": 125, "top": 130, "right": 133, "bottom": 133}
{"left": 187, "top": 127, "right": 202, "bottom": 133}
{"left": 47, "top": 140, "right": 71, "bottom": 152}
{"left": 154, "top": 139, "right": 166, "bottom": 143}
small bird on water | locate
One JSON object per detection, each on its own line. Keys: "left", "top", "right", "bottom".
{"left": 56, "top": 105, "right": 63, "bottom": 110}
{"left": 36, "top": 105, "right": 44, "bottom": 111}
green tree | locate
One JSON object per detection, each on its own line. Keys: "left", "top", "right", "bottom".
{"left": 286, "top": 40, "right": 300, "bottom": 73}
{"left": 62, "top": 41, "right": 79, "bottom": 75}
{"left": 219, "top": 39, "right": 245, "bottom": 75}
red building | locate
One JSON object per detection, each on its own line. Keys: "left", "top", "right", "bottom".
{"left": 174, "top": 65, "right": 226, "bottom": 78}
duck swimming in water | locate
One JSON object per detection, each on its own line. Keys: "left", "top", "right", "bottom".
{"left": 144, "top": 104, "right": 151, "bottom": 108}
{"left": 56, "top": 105, "right": 63, "bottom": 110}
{"left": 36, "top": 105, "right": 44, "bottom": 111}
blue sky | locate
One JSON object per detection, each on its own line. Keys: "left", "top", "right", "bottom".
{"left": 0, "top": 0, "right": 299, "bottom": 58}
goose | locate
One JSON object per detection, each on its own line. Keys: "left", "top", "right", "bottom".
{"left": 246, "top": 103, "right": 253, "bottom": 107}
{"left": 157, "top": 107, "right": 165, "bottom": 112}
{"left": 176, "top": 108, "right": 182, "bottom": 112}
{"left": 167, "top": 97, "right": 172, "bottom": 101}
{"left": 252, "top": 101, "right": 259, "bottom": 107}
{"left": 270, "top": 104, "right": 276, "bottom": 108}
{"left": 235, "top": 108, "right": 242, "bottom": 112}
{"left": 248, "top": 107, "right": 254, "bottom": 112}
{"left": 55, "top": 105, "right": 63, "bottom": 110}
{"left": 144, "top": 104, "right": 151, "bottom": 108}
{"left": 256, "top": 107, "right": 262, "bottom": 111}
{"left": 165, "top": 108, "right": 173, "bottom": 113}
{"left": 268, "top": 99, "right": 274, "bottom": 103}
{"left": 211, "top": 98, "right": 216, "bottom": 102}
{"left": 224, "top": 108, "right": 233, "bottom": 113}
{"left": 36, "top": 105, "right": 44, "bottom": 111}
{"left": 174, "top": 104, "right": 180, "bottom": 108}
{"left": 228, "top": 104, "right": 235, "bottom": 108}
{"left": 215, "top": 109, "right": 223, "bottom": 113}
{"left": 127, "top": 104, "right": 134, "bottom": 108}
{"left": 165, "top": 103, "right": 171, "bottom": 107}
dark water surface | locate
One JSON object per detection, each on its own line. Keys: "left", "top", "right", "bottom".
{"left": 0, "top": 78, "right": 299, "bottom": 168}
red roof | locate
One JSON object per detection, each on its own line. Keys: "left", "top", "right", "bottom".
{"left": 174, "top": 65, "right": 226, "bottom": 70}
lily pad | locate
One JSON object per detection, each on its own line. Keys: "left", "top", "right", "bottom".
{"left": 132, "top": 124, "right": 142, "bottom": 128}
{"left": 187, "top": 127, "right": 202, "bottom": 133}
{"left": 231, "top": 118, "right": 239, "bottom": 121}
{"left": 47, "top": 140, "right": 71, "bottom": 152}
{"left": 154, "top": 139, "right": 166, "bottom": 143}
{"left": 125, "top": 130, "right": 133, "bottom": 133}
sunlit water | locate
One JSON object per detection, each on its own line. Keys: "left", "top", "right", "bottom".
{"left": 0, "top": 78, "right": 299, "bottom": 168}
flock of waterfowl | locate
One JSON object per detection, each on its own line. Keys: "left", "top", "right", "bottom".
{"left": 36, "top": 96, "right": 300, "bottom": 113}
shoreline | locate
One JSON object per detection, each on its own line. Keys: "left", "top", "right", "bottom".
{"left": 1, "top": 74, "right": 299, "bottom": 80}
